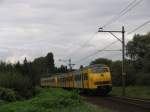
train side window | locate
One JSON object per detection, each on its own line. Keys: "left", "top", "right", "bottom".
{"left": 84, "top": 73, "right": 88, "bottom": 80}
{"left": 75, "top": 75, "right": 81, "bottom": 81}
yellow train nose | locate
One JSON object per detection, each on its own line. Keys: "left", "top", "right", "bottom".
{"left": 92, "top": 73, "right": 111, "bottom": 82}
{"left": 92, "top": 73, "right": 104, "bottom": 80}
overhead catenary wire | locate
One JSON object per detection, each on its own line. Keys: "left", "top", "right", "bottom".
{"left": 74, "top": 40, "right": 119, "bottom": 64}
{"left": 118, "top": 0, "right": 137, "bottom": 16}
{"left": 66, "top": 0, "right": 145, "bottom": 66}
{"left": 127, "top": 19, "right": 150, "bottom": 35}
{"left": 64, "top": 32, "right": 98, "bottom": 59}
{"left": 66, "top": 0, "right": 140, "bottom": 59}
{"left": 80, "top": 32, "right": 98, "bottom": 48}
{"left": 114, "top": 0, "right": 143, "bottom": 22}
{"left": 73, "top": 0, "right": 141, "bottom": 60}
{"left": 82, "top": 50, "right": 122, "bottom": 66}
{"left": 102, "top": 0, "right": 143, "bottom": 28}
{"left": 102, "top": 0, "right": 137, "bottom": 28}
{"left": 73, "top": 0, "right": 140, "bottom": 65}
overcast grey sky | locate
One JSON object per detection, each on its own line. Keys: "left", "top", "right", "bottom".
{"left": 0, "top": 0, "right": 149, "bottom": 67}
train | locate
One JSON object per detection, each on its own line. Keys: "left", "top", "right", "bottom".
{"left": 40, "top": 64, "right": 112, "bottom": 95}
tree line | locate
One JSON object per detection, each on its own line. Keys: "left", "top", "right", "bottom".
{"left": 0, "top": 52, "right": 68, "bottom": 99}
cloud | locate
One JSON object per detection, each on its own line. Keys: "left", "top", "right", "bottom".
{"left": 0, "top": 0, "right": 149, "bottom": 67}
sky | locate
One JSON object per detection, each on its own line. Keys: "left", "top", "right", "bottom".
{"left": 0, "top": 0, "right": 149, "bottom": 68}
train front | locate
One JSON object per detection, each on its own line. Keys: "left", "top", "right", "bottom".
{"left": 90, "top": 64, "right": 112, "bottom": 95}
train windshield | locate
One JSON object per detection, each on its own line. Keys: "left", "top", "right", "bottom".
{"left": 92, "top": 67, "right": 109, "bottom": 73}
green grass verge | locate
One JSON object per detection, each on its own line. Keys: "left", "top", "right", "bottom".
{"left": 110, "top": 86, "right": 150, "bottom": 99}
{"left": 0, "top": 88, "right": 113, "bottom": 112}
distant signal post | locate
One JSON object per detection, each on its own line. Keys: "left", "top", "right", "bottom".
{"left": 59, "top": 58, "right": 75, "bottom": 71}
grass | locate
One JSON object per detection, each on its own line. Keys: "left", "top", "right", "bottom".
{"left": 110, "top": 86, "right": 150, "bottom": 99}
{"left": 0, "top": 88, "right": 113, "bottom": 112}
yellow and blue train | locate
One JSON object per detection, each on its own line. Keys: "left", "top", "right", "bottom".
{"left": 41, "top": 64, "right": 112, "bottom": 95}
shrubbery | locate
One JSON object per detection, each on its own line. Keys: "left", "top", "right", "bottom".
{"left": 32, "top": 88, "right": 81, "bottom": 109}
{"left": 0, "top": 88, "right": 111, "bottom": 112}
{"left": 0, "top": 52, "right": 56, "bottom": 100}
{"left": 0, "top": 87, "right": 17, "bottom": 101}
{"left": 0, "top": 72, "right": 34, "bottom": 99}
{"left": 136, "top": 72, "right": 150, "bottom": 85}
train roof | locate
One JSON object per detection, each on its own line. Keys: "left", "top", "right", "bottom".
{"left": 41, "top": 64, "right": 108, "bottom": 78}
{"left": 84, "top": 64, "right": 108, "bottom": 69}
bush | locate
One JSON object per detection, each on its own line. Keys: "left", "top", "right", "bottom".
{"left": 38, "top": 96, "right": 81, "bottom": 109}
{"left": 33, "top": 88, "right": 81, "bottom": 109}
{"left": 0, "top": 72, "right": 34, "bottom": 99}
{"left": 0, "top": 88, "right": 112, "bottom": 112}
{"left": 0, "top": 87, "right": 17, "bottom": 101}
{"left": 33, "top": 86, "right": 42, "bottom": 95}
{"left": 136, "top": 72, "right": 150, "bottom": 85}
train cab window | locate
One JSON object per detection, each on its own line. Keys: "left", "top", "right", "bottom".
{"left": 92, "top": 67, "right": 109, "bottom": 73}
{"left": 75, "top": 71, "right": 81, "bottom": 81}
{"left": 103, "top": 68, "right": 109, "bottom": 72}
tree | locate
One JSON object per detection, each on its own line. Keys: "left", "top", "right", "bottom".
{"left": 59, "top": 65, "right": 68, "bottom": 73}
{"left": 46, "top": 52, "right": 55, "bottom": 74}
{"left": 110, "top": 61, "right": 122, "bottom": 86}
{"left": 126, "top": 32, "right": 150, "bottom": 71}
{"left": 90, "top": 58, "right": 112, "bottom": 66}
{"left": 0, "top": 52, "right": 57, "bottom": 98}
{"left": 126, "top": 32, "right": 150, "bottom": 85}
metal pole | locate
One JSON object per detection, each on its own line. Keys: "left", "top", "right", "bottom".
{"left": 98, "top": 26, "right": 126, "bottom": 96}
{"left": 122, "top": 26, "right": 126, "bottom": 96}
{"left": 68, "top": 58, "right": 72, "bottom": 71}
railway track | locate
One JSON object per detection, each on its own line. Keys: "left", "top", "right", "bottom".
{"left": 107, "top": 96, "right": 150, "bottom": 110}
{"left": 81, "top": 94, "right": 150, "bottom": 112}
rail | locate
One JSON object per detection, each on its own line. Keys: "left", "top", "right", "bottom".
{"left": 107, "top": 96, "right": 150, "bottom": 110}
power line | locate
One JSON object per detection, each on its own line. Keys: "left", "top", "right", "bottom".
{"left": 80, "top": 32, "right": 98, "bottom": 48}
{"left": 127, "top": 19, "right": 150, "bottom": 35}
{"left": 99, "top": 40, "right": 119, "bottom": 51}
{"left": 65, "top": 32, "right": 98, "bottom": 59}
{"left": 79, "top": 49, "right": 121, "bottom": 66}
{"left": 118, "top": 0, "right": 137, "bottom": 15}
{"left": 66, "top": 0, "right": 143, "bottom": 61}
{"left": 66, "top": 0, "right": 144, "bottom": 66}
{"left": 74, "top": 40, "right": 118, "bottom": 64}
{"left": 115, "top": 0, "right": 143, "bottom": 21}
{"left": 102, "top": 0, "right": 142, "bottom": 28}
{"left": 102, "top": 0, "right": 137, "bottom": 28}
{"left": 75, "top": 51, "right": 99, "bottom": 63}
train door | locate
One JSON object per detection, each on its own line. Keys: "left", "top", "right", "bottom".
{"left": 81, "top": 72, "right": 84, "bottom": 89}
{"left": 83, "top": 72, "right": 89, "bottom": 89}
{"left": 74, "top": 70, "right": 81, "bottom": 88}
{"left": 81, "top": 69, "right": 89, "bottom": 89}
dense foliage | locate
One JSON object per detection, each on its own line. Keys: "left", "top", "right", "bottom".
{"left": 0, "top": 88, "right": 112, "bottom": 112}
{"left": 111, "top": 86, "right": 150, "bottom": 99}
{"left": 0, "top": 52, "right": 66, "bottom": 99}
{"left": 0, "top": 87, "right": 17, "bottom": 101}
{"left": 90, "top": 58, "right": 112, "bottom": 66}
